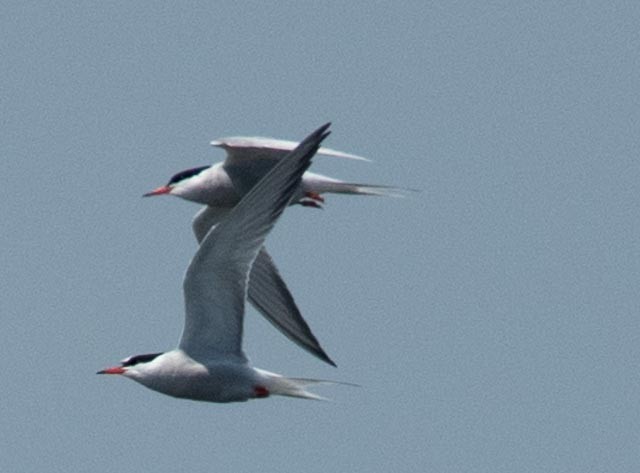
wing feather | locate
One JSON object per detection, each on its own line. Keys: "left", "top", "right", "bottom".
{"left": 179, "top": 124, "right": 331, "bottom": 360}
{"left": 211, "top": 136, "right": 369, "bottom": 164}
{"left": 191, "top": 205, "right": 336, "bottom": 365}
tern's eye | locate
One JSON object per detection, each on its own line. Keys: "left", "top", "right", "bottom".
{"left": 122, "top": 352, "right": 163, "bottom": 367}
{"left": 167, "top": 166, "right": 210, "bottom": 186}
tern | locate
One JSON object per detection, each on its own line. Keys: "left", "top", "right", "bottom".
{"left": 98, "top": 123, "right": 341, "bottom": 403}
{"left": 143, "top": 135, "right": 401, "bottom": 209}
{"left": 144, "top": 135, "right": 407, "bottom": 367}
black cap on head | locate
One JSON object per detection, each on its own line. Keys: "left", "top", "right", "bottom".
{"left": 167, "top": 166, "right": 211, "bottom": 186}
{"left": 121, "top": 352, "right": 164, "bottom": 367}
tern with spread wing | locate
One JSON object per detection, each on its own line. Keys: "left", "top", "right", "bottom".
{"left": 143, "top": 135, "right": 402, "bottom": 208}
{"left": 98, "top": 123, "right": 341, "bottom": 403}
{"left": 143, "top": 134, "right": 408, "bottom": 367}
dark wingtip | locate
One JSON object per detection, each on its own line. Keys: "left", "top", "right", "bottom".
{"left": 312, "top": 122, "right": 332, "bottom": 144}
{"left": 310, "top": 339, "right": 337, "bottom": 367}
{"left": 325, "top": 355, "right": 338, "bottom": 368}
{"left": 320, "top": 126, "right": 331, "bottom": 142}
{"left": 312, "top": 347, "right": 337, "bottom": 367}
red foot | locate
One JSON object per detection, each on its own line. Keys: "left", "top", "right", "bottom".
{"left": 305, "top": 191, "right": 325, "bottom": 203}
{"left": 254, "top": 386, "right": 270, "bottom": 398}
{"left": 300, "top": 200, "right": 323, "bottom": 209}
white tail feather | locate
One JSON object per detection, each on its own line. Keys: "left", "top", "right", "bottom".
{"left": 302, "top": 172, "right": 418, "bottom": 199}
{"left": 258, "top": 369, "right": 357, "bottom": 401}
{"left": 334, "top": 183, "right": 412, "bottom": 198}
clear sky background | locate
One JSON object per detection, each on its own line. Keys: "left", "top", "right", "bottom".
{"left": 2, "top": 2, "right": 639, "bottom": 472}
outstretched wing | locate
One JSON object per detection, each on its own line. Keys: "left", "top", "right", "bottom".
{"left": 211, "top": 135, "right": 369, "bottom": 165}
{"left": 179, "top": 123, "right": 331, "bottom": 361}
{"left": 190, "top": 205, "right": 336, "bottom": 366}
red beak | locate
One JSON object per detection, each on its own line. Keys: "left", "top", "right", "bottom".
{"left": 143, "top": 185, "right": 172, "bottom": 197}
{"left": 97, "top": 366, "right": 126, "bottom": 375}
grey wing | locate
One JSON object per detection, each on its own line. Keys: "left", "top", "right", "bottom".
{"left": 248, "top": 248, "right": 335, "bottom": 366}
{"left": 179, "top": 123, "right": 331, "bottom": 360}
{"left": 192, "top": 206, "right": 229, "bottom": 243}
{"left": 191, "top": 205, "right": 336, "bottom": 365}
{"left": 211, "top": 136, "right": 370, "bottom": 165}
{"left": 214, "top": 137, "right": 368, "bottom": 197}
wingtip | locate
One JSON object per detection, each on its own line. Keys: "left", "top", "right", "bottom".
{"left": 300, "top": 123, "right": 332, "bottom": 152}
{"left": 320, "top": 352, "right": 337, "bottom": 368}
{"left": 315, "top": 122, "right": 332, "bottom": 141}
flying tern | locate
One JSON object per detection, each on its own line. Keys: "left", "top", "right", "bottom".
{"left": 144, "top": 135, "right": 402, "bottom": 208}
{"left": 99, "top": 123, "right": 343, "bottom": 403}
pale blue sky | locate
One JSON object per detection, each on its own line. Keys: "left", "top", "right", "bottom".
{"left": 2, "top": 2, "right": 640, "bottom": 472}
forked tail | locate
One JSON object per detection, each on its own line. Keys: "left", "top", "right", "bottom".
{"left": 258, "top": 369, "right": 357, "bottom": 401}
{"left": 323, "top": 181, "right": 413, "bottom": 198}
{"left": 303, "top": 172, "right": 418, "bottom": 199}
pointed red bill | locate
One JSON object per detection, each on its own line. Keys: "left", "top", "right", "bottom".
{"left": 97, "top": 366, "right": 126, "bottom": 375}
{"left": 143, "top": 185, "right": 172, "bottom": 197}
